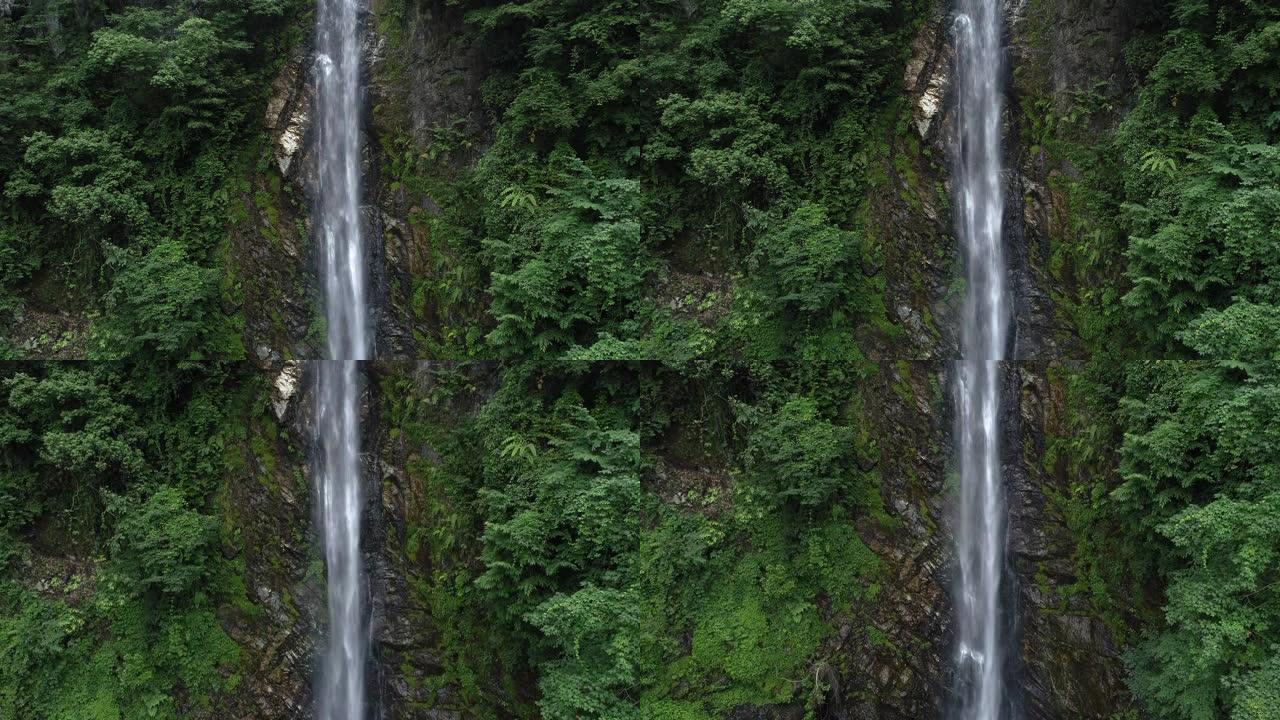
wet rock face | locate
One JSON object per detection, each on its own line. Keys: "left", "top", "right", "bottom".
{"left": 1004, "top": 1, "right": 1141, "bottom": 717}
{"left": 265, "top": 52, "right": 313, "bottom": 179}
{"left": 243, "top": 2, "right": 425, "bottom": 362}
{"left": 225, "top": 1, "right": 495, "bottom": 713}
{"left": 364, "top": 362, "right": 502, "bottom": 718}
{"left": 237, "top": 45, "right": 321, "bottom": 364}
{"left": 220, "top": 366, "right": 325, "bottom": 720}
{"left": 365, "top": 374, "right": 439, "bottom": 717}
{"left": 905, "top": 5, "right": 955, "bottom": 150}
{"left": 834, "top": 5, "right": 956, "bottom": 718}
{"left": 869, "top": 1, "right": 1135, "bottom": 718}
{"left": 364, "top": 0, "right": 492, "bottom": 357}
{"left": 366, "top": 0, "right": 488, "bottom": 157}
{"left": 1004, "top": 364, "right": 1129, "bottom": 720}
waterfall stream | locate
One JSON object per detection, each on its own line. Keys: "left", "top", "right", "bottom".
{"left": 952, "top": 1, "right": 1010, "bottom": 719}
{"left": 314, "top": 0, "right": 368, "bottom": 714}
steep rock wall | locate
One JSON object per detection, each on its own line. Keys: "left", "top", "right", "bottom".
{"left": 220, "top": 365, "right": 321, "bottom": 720}
{"left": 222, "top": 362, "right": 472, "bottom": 719}
{"left": 1004, "top": 1, "right": 1142, "bottom": 716}
{"left": 841, "top": 0, "right": 1140, "bottom": 717}
{"left": 223, "top": 0, "right": 1143, "bottom": 717}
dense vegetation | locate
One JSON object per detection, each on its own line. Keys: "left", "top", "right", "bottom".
{"left": 0, "top": 0, "right": 305, "bottom": 358}
{"left": 0, "top": 0, "right": 302, "bottom": 714}
{"left": 0, "top": 364, "right": 253, "bottom": 718}
{"left": 384, "top": 356, "right": 890, "bottom": 712}
{"left": 382, "top": 360, "right": 887, "bottom": 718}
{"left": 1043, "top": 2, "right": 1280, "bottom": 718}
{"left": 385, "top": 0, "right": 917, "bottom": 362}
{"left": 373, "top": 0, "right": 923, "bottom": 714}
{"left": 0, "top": 0, "right": 1276, "bottom": 718}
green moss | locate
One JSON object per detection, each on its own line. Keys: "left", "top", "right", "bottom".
{"left": 252, "top": 189, "right": 284, "bottom": 250}
{"left": 249, "top": 432, "right": 277, "bottom": 477}
{"left": 684, "top": 550, "right": 825, "bottom": 709}
{"left": 892, "top": 360, "right": 915, "bottom": 404}
{"left": 804, "top": 517, "right": 882, "bottom": 607}
{"left": 893, "top": 135, "right": 925, "bottom": 213}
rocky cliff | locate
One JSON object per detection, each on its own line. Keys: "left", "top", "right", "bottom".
{"left": 867, "top": 1, "right": 1139, "bottom": 717}
{"left": 220, "top": 0, "right": 1142, "bottom": 717}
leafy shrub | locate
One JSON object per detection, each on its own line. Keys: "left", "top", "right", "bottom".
{"left": 0, "top": 0, "right": 303, "bottom": 354}
{"left": 729, "top": 203, "right": 877, "bottom": 359}
{"left": 472, "top": 378, "right": 645, "bottom": 717}
{"left": 92, "top": 239, "right": 244, "bottom": 363}
{"left": 2, "top": 368, "right": 147, "bottom": 481}
{"left": 477, "top": 393, "right": 643, "bottom": 615}
{"left": 483, "top": 150, "right": 652, "bottom": 356}
{"left": 744, "top": 204, "right": 863, "bottom": 315}
{"left": 1059, "top": 4, "right": 1280, "bottom": 717}
{"left": 686, "top": 550, "right": 824, "bottom": 705}
{"left": 106, "top": 486, "right": 218, "bottom": 597}
{"left": 736, "top": 394, "right": 859, "bottom": 510}
{"left": 0, "top": 574, "right": 239, "bottom": 720}
{"left": 802, "top": 515, "right": 882, "bottom": 608}
{"left": 527, "top": 585, "right": 642, "bottom": 720}
{"left": 0, "top": 363, "right": 245, "bottom": 716}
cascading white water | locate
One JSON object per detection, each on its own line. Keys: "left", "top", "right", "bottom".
{"left": 952, "top": 1, "right": 1010, "bottom": 719}
{"left": 316, "top": 361, "right": 366, "bottom": 720}
{"left": 313, "top": 0, "right": 368, "bottom": 713}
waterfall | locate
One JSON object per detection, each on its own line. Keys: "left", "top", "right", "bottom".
{"left": 952, "top": 1, "right": 1010, "bottom": 720}
{"left": 313, "top": 0, "right": 368, "bottom": 713}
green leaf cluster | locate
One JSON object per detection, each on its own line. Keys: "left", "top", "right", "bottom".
{"left": 389, "top": 0, "right": 922, "bottom": 361}
{"left": 1050, "top": 2, "right": 1280, "bottom": 718}
{"left": 0, "top": 363, "right": 255, "bottom": 718}
{"left": 0, "top": 0, "right": 304, "bottom": 360}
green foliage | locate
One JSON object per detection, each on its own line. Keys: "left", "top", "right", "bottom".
{"left": 0, "top": 0, "right": 304, "bottom": 353}
{"left": 684, "top": 549, "right": 825, "bottom": 706}
{"left": 0, "top": 361, "right": 252, "bottom": 717}
{"left": 1128, "top": 489, "right": 1280, "bottom": 720}
{"left": 3, "top": 368, "right": 147, "bottom": 481}
{"left": 384, "top": 0, "right": 921, "bottom": 360}
{"left": 483, "top": 151, "right": 652, "bottom": 356}
{"left": 728, "top": 203, "right": 878, "bottom": 360}
{"left": 736, "top": 394, "right": 860, "bottom": 510}
{"left": 1111, "top": 361, "right": 1280, "bottom": 720}
{"left": 365, "top": 16, "right": 919, "bottom": 713}
{"left": 1119, "top": 137, "right": 1280, "bottom": 349}
{"left": 527, "top": 585, "right": 642, "bottom": 720}
{"left": 0, "top": 581, "right": 240, "bottom": 720}
{"left": 801, "top": 515, "right": 882, "bottom": 609}
{"left": 635, "top": 507, "right": 880, "bottom": 716}
{"left": 0, "top": 364, "right": 239, "bottom": 500}
{"left": 105, "top": 486, "right": 219, "bottom": 597}
{"left": 1054, "top": 2, "right": 1280, "bottom": 718}
{"left": 743, "top": 204, "right": 864, "bottom": 317}
{"left": 9, "top": 130, "right": 155, "bottom": 244}
{"left": 92, "top": 240, "right": 245, "bottom": 363}
{"left": 386, "top": 359, "right": 888, "bottom": 716}
{"left": 476, "top": 388, "right": 643, "bottom": 619}
{"left": 464, "top": 367, "right": 648, "bottom": 717}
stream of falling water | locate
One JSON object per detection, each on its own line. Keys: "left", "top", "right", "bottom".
{"left": 314, "top": 0, "right": 368, "bottom": 713}
{"left": 952, "top": 1, "right": 1010, "bottom": 719}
